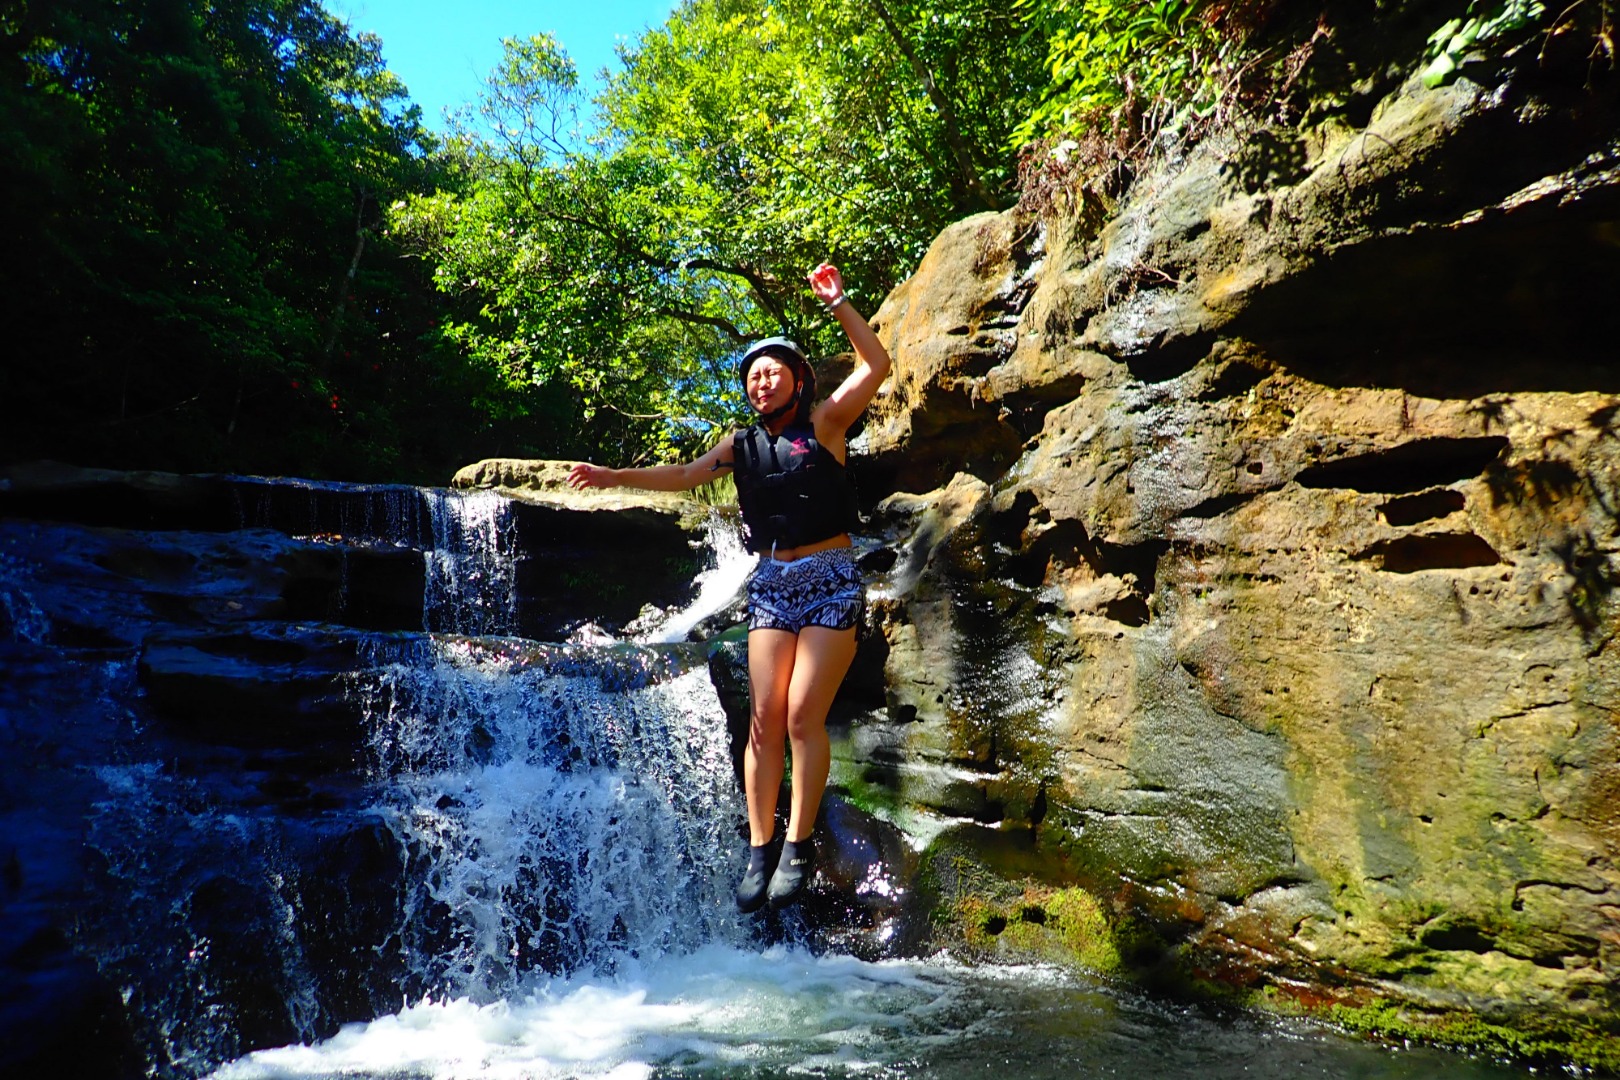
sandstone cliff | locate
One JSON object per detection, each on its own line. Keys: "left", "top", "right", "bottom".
{"left": 846, "top": 44, "right": 1620, "bottom": 1066}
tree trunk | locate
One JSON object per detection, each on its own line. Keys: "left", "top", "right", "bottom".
{"left": 866, "top": 0, "right": 1002, "bottom": 211}
{"left": 321, "top": 192, "right": 371, "bottom": 373}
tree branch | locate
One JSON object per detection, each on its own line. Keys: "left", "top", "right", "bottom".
{"left": 320, "top": 190, "right": 371, "bottom": 373}
{"left": 537, "top": 203, "right": 794, "bottom": 331}
{"left": 600, "top": 398, "right": 726, "bottom": 430}
{"left": 650, "top": 306, "right": 750, "bottom": 342}
{"left": 865, "top": 0, "right": 1003, "bottom": 211}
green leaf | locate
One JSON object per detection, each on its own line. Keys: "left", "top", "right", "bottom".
{"left": 1421, "top": 51, "right": 1459, "bottom": 87}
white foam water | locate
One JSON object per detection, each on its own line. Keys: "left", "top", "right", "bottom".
{"left": 204, "top": 939, "right": 1535, "bottom": 1080}
{"left": 350, "top": 634, "right": 750, "bottom": 999}
{"left": 423, "top": 490, "right": 519, "bottom": 637}
{"left": 207, "top": 947, "right": 1035, "bottom": 1080}
{"left": 641, "top": 514, "right": 753, "bottom": 645}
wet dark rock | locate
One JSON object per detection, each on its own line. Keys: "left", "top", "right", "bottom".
{"left": 183, "top": 873, "right": 307, "bottom": 1055}
{"left": 138, "top": 627, "right": 369, "bottom": 755}
{"left": 706, "top": 638, "right": 751, "bottom": 789}
{"left": 0, "top": 461, "right": 241, "bottom": 532}
{"left": 0, "top": 949, "right": 144, "bottom": 1080}
{"left": 799, "top": 795, "right": 928, "bottom": 960}
{"left": 286, "top": 820, "right": 412, "bottom": 1029}
{"left": 0, "top": 462, "right": 437, "bottom": 545}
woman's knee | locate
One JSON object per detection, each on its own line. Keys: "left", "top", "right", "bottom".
{"left": 748, "top": 708, "right": 786, "bottom": 749}
{"left": 750, "top": 689, "right": 786, "bottom": 723}
{"left": 784, "top": 707, "right": 829, "bottom": 744}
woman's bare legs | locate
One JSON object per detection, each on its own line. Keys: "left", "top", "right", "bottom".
{"left": 744, "top": 629, "right": 796, "bottom": 846}
{"left": 781, "top": 625, "right": 857, "bottom": 840}
{"left": 744, "top": 624, "right": 859, "bottom": 845}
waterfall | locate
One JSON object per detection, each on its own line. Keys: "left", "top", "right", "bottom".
{"left": 78, "top": 627, "right": 748, "bottom": 1079}
{"left": 423, "top": 489, "right": 519, "bottom": 637}
{"left": 641, "top": 513, "right": 752, "bottom": 644}
{"left": 353, "top": 635, "right": 747, "bottom": 999}
{"left": 43, "top": 482, "right": 752, "bottom": 1078}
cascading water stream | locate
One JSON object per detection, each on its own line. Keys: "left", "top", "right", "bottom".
{"left": 640, "top": 514, "right": 752, "bottom": 645}
{"left": 423, "top": 489, "right": 519, "bottom": 637}
{"left": 356, "top": 489, "right": 749, "bottom": 1000}
{"left": 353, "top": 636, "right": 748, "bottom": 996}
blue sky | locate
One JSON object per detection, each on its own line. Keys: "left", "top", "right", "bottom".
{"left": 329, "top": 0, "right": 678, "bottom": 129}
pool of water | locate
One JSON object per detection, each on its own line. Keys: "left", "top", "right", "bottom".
{"left": 209, "top": 945, "right": 1529, "bottom": 1080}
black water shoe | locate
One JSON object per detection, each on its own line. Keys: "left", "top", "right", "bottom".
{"left": 736, "top": 842, "right": 776, "bottom": 913}
{"left": 767, "top": 837, "right": 814, "bottom": 909}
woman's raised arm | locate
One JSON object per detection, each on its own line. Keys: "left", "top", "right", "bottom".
{"left": 807, "top": 262, "right": 892, "bottom": 437}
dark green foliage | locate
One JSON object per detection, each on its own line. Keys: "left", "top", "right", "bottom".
{"left": 0, "top": 0, "right": 581, "bottom": 481}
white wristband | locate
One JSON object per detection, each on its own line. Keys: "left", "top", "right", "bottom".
{"left": 826, "top": 294, "right": 848, "bottom": 311}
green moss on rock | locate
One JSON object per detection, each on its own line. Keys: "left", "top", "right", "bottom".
{"left": 1258, "top": 987, "right": 1620, "bottom": 1074}
{"left": 950, "top": 883, "right": 1125, "bottom": 975}
{"left": 917, "top": 834, "right": 1134, "bottom": 977}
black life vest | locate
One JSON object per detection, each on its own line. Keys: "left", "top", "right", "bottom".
{"left": 731, "top": 423, "right": 859, "bottom": 554}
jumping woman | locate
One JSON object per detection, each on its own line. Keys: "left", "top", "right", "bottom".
{"left": 567, "top": 262, "right": 891, "bottom": 911}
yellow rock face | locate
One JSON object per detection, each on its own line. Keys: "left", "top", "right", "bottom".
{"left": 854, "top": 68, "right": 1620, "bottom": 1062}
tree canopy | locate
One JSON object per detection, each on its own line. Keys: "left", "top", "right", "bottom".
{"left": 390, "top": 0, "right": 1049, "bottom": 466}
{"left": 1, "top": 0, "right": 586, "bottom": 479}
{"left": 4, "top": 0, "right": 1605, "bottom": 479}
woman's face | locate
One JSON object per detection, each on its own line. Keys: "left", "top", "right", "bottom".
{"left": 746, "top": 356, "right": 798, "bottom": 415}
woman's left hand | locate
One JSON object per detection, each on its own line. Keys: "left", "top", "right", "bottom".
{"left": 566, "top": 462, "right": 618, "bottom": 489}
{"left": 807, "top": 262, "right": 845, "bottom": 306}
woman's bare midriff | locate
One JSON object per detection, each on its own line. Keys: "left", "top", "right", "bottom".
{"left": 762, "top": 534, "right": 852, "bottom": 562}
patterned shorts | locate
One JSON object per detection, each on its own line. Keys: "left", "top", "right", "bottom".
{"left": 746, "top": 547, "right": 864, "bottom": 634}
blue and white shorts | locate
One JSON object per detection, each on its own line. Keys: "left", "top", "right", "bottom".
{"left": 746, "top": 547, "right": 864, "bottom": 634}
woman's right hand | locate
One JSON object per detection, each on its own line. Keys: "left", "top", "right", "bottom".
{"left": 807, "top": 262, "right": 845, "bottom": 307}
{"left": 566, "top": 463, "right": 618, "bottom": 489}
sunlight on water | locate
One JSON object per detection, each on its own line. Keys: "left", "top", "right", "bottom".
{"left": 353, "top": 636, "right": 749, "bottom": 997}
{"left": 208, "top": 943, "right": 1531, "bottom": 1080}
{"left": 423, "top": 490, "right": 519, "bottom": 637}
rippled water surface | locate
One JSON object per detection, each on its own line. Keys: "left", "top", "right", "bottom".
{"left": 212, "top": 945, "right": 1529, "bottom": 1080}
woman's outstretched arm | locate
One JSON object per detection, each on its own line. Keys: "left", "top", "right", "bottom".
{"left": 566, "top": 433, "right": 734, "bottom": 492}
{"left": 807, "top": 262, "right": 892, "bottom": 436}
